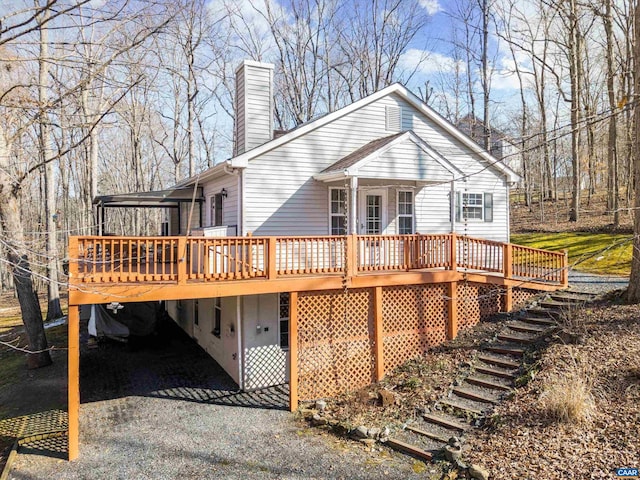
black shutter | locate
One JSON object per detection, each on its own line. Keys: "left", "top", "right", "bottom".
{"left": 484, "top": 193, "right": 493, "bottom": 222}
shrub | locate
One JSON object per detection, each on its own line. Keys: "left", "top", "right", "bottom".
{"left": 539, "top": 367, "right": 595, "bottom": 425}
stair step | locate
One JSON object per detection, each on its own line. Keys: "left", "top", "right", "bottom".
{"left": 507, "top": 322, "right": 549, "bottom": 334}
{"left": 465, "top": 375, "right": 512, "bottom": 391}
{"left": 485, "top": 345, "right": 525, "bottom": 357}
{"left": 539, "top": 300, "right": 577, "bottom": 309}
{"left": 405, "top": 425, "right": 449, "bottom": 444}
{"left": 386, "top": 438, "right": 433, "bottom": 461}
{"left": 422, "top": 412, "right": 470, "bottom": 432}
{"left": 518, "top": 315, "right": 557, "bottom": 327}
{"left": 452, "top": 386, "right": 500, "bottom": 405}
{"left": 528, "top": 308, "right": 562, "bottom": 319}
{"left": 550, "top": 292, "right": 595, "bottom": 303}
{"left": 438, "top": 398, "right": 485, "bottom": 416}
{"left": 475, "top": 364, "right": 517, "bottom": 379}
{"left": 477, "top": 354, "right": 520, "bottom": 369}
{"left": 497, "top": 333, "right": 537, "bottom": 345}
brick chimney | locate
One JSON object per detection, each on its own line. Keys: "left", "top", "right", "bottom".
{"left": 234, "top": 60, "right": 274, "bottom": 156}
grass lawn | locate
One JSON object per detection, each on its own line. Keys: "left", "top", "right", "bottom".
{"left": 511, "top": 232, "right": 632, "bottom": 276}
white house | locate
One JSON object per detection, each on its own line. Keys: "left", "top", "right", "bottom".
{"left": 158, "top": 60, "right": 519, "bottom": 391}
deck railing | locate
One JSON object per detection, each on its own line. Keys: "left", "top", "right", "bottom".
{"left": 69, "top": 234, "right": 567, "bottom": 286}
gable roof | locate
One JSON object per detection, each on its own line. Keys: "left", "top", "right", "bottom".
{"left": 182, "top": 83, "right": 519, "bottom": 186}
{"left": 320, "top": 132, "right": 405, "bottom": 174}
{"left": 315, "top": 130, "right": 463, "bottom": 182}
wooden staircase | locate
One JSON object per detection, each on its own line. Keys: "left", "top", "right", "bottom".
{"left": 385, "top": 290, "right": 597, "bottom": 462}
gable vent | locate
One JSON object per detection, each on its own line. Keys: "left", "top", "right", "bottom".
{"left": 385, "top": 105, "right": 401, "bottom": 132}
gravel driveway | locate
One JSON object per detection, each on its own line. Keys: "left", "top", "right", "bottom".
{"left": 9, "top": 319, "right": 427, "bottom": 480}
{"left": 567, "top": 270, "right": 629, "bottom": 294}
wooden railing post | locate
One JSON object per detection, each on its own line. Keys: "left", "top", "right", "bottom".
{"left": 267, "top": 237, "right": 277, "bottom": 280}
{"left": 68, "top": 304, "right": 80, "bottom": 461}
{"left": 177, "top": 237, "right": 187, "bottom": 285}
{"left": 68, "top": 236, "right": 79, "bottom": 283}
{"left": 373, "top": 286, "right": 385, "bottom": 381}
{"left": 561, "top": 249, "right": 569, "bottom": 286}
{"left": 289, "top": 291, "right": 299, "bottom": 412}
{"left": 503, "top": 242, "right": 513, "bottom": 280}
{"left": 449, "top": 232, "right": 457, "bottom": 271}
{"left": 447, "top": 281, "right": 458, "bottom": 340}
{"left": 403, "top": 236, "right": 412, "bottom": 269}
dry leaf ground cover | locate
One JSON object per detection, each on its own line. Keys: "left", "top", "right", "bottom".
{"left": 465, "top": 298, "right": 640, "bottom": 479}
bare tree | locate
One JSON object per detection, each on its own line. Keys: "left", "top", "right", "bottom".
{"left": 626, "top": 0, "right": 640, "bottom": 303}
{"left": 0, "top": 0, "right": 170, "bottom": 367}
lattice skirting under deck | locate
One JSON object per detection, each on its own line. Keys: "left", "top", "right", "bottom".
{"left": 295, "top": 283, "right": 542, "bottom": 401}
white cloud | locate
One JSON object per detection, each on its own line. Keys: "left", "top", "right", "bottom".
{"left": 419, "top": 0, "right": 442, "bottom": 15}
{"left": 400, "top": 48, "right": 465, "bottom": 75}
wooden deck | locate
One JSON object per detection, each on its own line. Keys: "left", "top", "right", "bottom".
{"left": 65, "top": 232, "right": 567, "bottom": 460}
{"left": 67, "top": 233, "right": 568, "bottom": 304}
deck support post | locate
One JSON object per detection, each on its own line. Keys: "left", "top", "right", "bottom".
{"left": 503, "top": 286, "right": 513, "bottom": 312}
{"left": 373, "top": 286, "right": 385, "bottom": 381}
{"left": 447, "top": 281, "right": 458, "bottom": 340}
{"left": 289, "top": 291, "right": 299, "bottom": 412}
{"left": 68, "top": 304, "right": 80, "bottom": 461}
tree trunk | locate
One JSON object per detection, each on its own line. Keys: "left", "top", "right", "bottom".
{"left": 568, "top": 0, "right": 581, "bottom": 222}
{"left": 481, "top": 0, "right": 490, "bottom": 152}
{"left": 604, "top": 0, "right": 619, "bottom": 226}
{"left": 39, "top": 5, "right": 63, "bottom": 321}
{"left": 627, "top": 1, "right": 640, "bottom": 303}
{"left": 0, "top": 129, "right": 52, "bottom": 368}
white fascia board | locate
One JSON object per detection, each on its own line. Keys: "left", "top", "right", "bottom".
{"left": 174, "top": 160, "right": 234, "bottom": 188}
{"left": 313, "top": 171, "right": 351, "bottom": 182}
{"left": 235, "top": 59, "right": 275, "bottom": 73}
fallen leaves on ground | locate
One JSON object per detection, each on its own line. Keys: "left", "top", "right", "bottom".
{"left": 465, "top": 300, "right": 640, "bottom": 480}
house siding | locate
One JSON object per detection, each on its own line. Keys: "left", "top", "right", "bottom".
{"left": 187, "top": 297, "right": 241, "bottom": 385}
{"left": 242, "top": 93, "right": 510, "bottom": 241}
{"left": 179, "top": 201, "right": 202, "bottom": 234}
{"left": 202, "top": 173, "right": 239, "bottom": 229}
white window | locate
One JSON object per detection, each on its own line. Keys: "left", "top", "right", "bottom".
{"left": 455, "top": 192, "right": 493, "bottom": 222}
{"left": 278, "top": 293, "right": 290, "bottom": 349}
{"left": 329, "top": 188, "right": 347, "bottom": 235}
{"left": 212, "top": 297, "right": 221, "bottom": 338}
{"left": 397, "top": 190, "right": 414, "bottom": 234}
